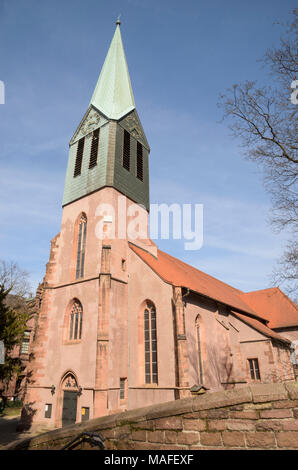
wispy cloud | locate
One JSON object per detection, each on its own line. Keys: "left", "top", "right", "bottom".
{"left": 0, "top": 0, "right": 292, "bottom": 295}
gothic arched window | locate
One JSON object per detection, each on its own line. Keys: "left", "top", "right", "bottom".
{"left": 144, "top": 302, "right": 158, "bottom": 384}
{"left": 76, "top": 214, "right": 87, "bottom": 279}
{"left": 69, "top": 300, "right": 83, "bottom": 341}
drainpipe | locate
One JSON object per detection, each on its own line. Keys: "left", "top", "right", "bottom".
{"left": 127, "top": 273, "right": 130, "bottom": 410}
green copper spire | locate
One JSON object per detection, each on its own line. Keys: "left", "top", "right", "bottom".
{"left": 63, "top": 20, "right": 149, "bottom": 210}
{"left": 90, "top": 21, "right": 135, "bottom": 120}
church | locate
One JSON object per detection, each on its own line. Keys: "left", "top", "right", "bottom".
{"left": 20, "top": 21, "right": 297, "bottom": 431}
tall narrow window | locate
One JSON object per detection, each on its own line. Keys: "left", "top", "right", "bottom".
{"left": 89, "top": 128, "right": 100, "bottom": 169}
{"left": 196, "top": 322, "right": 203, "bottom": 384}
{"left": 136, "top": 141, "right": 143, "bottom": 181}
{"left": 120, "top": 378, "right": 127, "bottom": 400}
{"left": 69, "top": 300, "right": 83, "bottom": 341}
{"left": 144, "top": 302, "right": 158, "bottom": 384}
{"left": 74, "top": 137, "right": 85, "bottom": 177}
{"left": 248, "top": 358, "right": 261, "bottom": 380}
{"left": 76, "top": 214, "right": 87, "bottom": 279}
{"left": 123, "top": 129, "right": 130, "bottom": 171}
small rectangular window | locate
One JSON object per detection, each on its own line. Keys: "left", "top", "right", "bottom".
{"left": 136, "top": 142, "right": 143, "bottom": 181}
{"left": 120, "top": 378, "right": 126, "bottom": 400}
{"left": 74, "top": 137, "right": 85, "bottom": 177}
{"left": 89, "top": 128, "right": 100, "bottom": 168}
{"left": 45, "top": 403, "right": 52, "bottom": 418}
{"left": 20, "top": 331, "right": 30, "bottom": 354}
{"left": 123, "top": 130, "right": 130, "bottom": 171}
{"left": 248, "top": 358, "right": 261, "bottom": 380}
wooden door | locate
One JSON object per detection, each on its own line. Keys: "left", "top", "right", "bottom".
{"left": 62, "top": 391, "right": 77, "bottom": 427}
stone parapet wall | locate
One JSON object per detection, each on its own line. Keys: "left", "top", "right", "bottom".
{"left": 5, "top": 382, "right": 298, "bottom": 450}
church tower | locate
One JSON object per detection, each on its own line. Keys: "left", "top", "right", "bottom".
{"left": 63, "top": 19, "right": 150, "bottom": 212}
{"left": 19, "top": 20, "right": 292, "bottom": 435}
{"left": 20, "top": 21, "right": 161, "bottom": 431}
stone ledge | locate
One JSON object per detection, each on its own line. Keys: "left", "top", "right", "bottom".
{"left": 249, "top": 382, "right": 289, "bottom": 403}
{"left": 4, "top": 383, "right": 295, "bottom": 450}
{"left": 284, "top": 381, "right": 298, "bottom": 400}
{"left": 192, "top": 387, "right": 252, "bottom": 411}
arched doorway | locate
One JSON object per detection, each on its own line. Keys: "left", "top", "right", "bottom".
{"left": 61, "top": 372, "right": 79, "bottom": 427}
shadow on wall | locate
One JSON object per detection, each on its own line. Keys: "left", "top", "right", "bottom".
{"left": 263, "top": 358, "right": 295, "bottom": 383}
{"left": 16, "top": 401, "right": 37, "bottom": 432}
{"left": 207, "top": 344, "right": 234, "bottom": 390}
{"left": 187, "top": 323, "right": 234, "bottom": 391}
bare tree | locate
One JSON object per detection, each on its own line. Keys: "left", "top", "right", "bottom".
{"left": 218, "top": 9, "right": 297, "bottom": 297}
{"left": 0, "top": 260, "right": 32, "bottom": 299}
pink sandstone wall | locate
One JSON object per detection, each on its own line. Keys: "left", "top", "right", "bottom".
{"left": 21, "top": 187, "right": 173, "bottom": 430}
{"left": 184, "top": 295, "right": 294, "bottom": 392}
{"left": 233, "top": 314, "right": 293, "bottom": 383}
{"left": 185, "top": 297, "right": 236, "bottom": 390}
{"left": 127, "top": 248, "right": 176, "bottom": 408}
{"left": 20, "top": 185, "right": 294, "bottom": 432}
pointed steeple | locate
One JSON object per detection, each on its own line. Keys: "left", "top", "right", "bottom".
{"left": 63, "top": 20, "right": 150, "bottom": 211}
{"left": 90, "top": 21, "right": 136, "bottom": 120}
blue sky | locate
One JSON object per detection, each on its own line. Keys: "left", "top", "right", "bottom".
{"left": 0, "top": 0, "right": 295, "bottom": 294}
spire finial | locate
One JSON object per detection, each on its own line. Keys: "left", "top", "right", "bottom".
{"left": 116, "top": 14, "right": 121, "bottom": 26}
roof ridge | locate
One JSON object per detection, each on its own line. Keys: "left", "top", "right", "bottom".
{"left": 157, "top": 248, "right": 244, "bottom": 295}
{"left": 278, "top": 288, "right": 298, "bottom": 312}
{"left": 129, "top": 243, "right": 270, "bottom": 320}
{"left": 243, "top": 287, "right": 279, "bottom": 295}
{"left": 240, "top": 286, "right": 298, "bottom": 328}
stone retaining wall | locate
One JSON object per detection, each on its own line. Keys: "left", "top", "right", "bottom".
{"left": 5, "top": 382, "right": 298, "bottom": 450}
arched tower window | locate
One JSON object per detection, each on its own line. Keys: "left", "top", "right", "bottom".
{"left": 144, "top": 301, "right": 158, "bottom": 384}
{"left": 76, "top": 214, "right": 87, "bottom": 279}
{"left": 69, "top": 300, "right": 83, "bottom": 341}
{"left": 195, "top": 315, "right": 203, "bottom": 384}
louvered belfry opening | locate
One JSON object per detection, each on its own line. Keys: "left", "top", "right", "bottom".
{"left": 136, "top": 141, "right": 143, "bottom": 181}
{"left": 89, "top": 128, "right": 100, "bottom": 169}
{"left": 74, "top": 137, "right": 85, "bottom": 177}
{"left": 123, "top": 129, "right": 130, "bottom": 171}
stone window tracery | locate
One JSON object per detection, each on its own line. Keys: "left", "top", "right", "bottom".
{"left": 69, "top": 300, "right": 83, "bottom": 341}
{"left": 76, "top": 214, "right": 87, "bottom": 279}
{"left": 144, "top": 302, "right": 158, "bottom": 384}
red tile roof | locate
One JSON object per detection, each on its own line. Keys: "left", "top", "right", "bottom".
{"left": 129, "top": 243, "right": 298, "bottom": 344}
{"left": 129, "top": 243, "right": 264, "bottom": 319}
{"left": 129, "top": 244, "right": 292, "bottom": 344}
{"left": 240, "top": 288, "right": 298, "bottom": 329}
